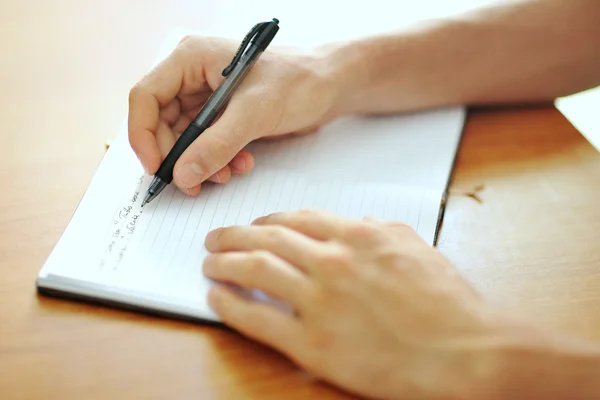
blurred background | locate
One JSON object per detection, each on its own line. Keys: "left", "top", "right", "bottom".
{"left": 1, "top": 0, "right": 597, "bottom": 167}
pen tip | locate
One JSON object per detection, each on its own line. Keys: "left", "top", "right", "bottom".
{"left": 142, "top": 192, "right": 152, "bottom": 207}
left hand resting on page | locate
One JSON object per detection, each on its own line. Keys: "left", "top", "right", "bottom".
{"left": 202, "top": 209, "right": 523, "bottom": 400}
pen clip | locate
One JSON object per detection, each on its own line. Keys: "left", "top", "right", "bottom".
{"left": 221, "top": 19, "right": 275, "bottom": 76}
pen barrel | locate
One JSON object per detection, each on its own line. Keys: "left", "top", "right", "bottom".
{"left": 192, "top": 45, "right": 262, "bottom": 125}
{"left": 155, "top": 123, "right": 207, "bottom": 183}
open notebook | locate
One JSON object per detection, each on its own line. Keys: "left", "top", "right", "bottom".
{"left": 36, "top": 33, "right": 466, "bottom": 323}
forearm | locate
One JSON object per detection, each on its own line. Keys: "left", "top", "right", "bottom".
{"left": 321, "top": 0, "right": 600, "bottom": 115}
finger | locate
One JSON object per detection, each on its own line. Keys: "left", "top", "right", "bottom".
{"left": 206, "top": 166, "right": 231, "bottom": 184}
{"left": 207, "top": 285, "right": 304, "bottom": 357}
{"left": 204, "top": 151, "right": 255, "bottom": 184}
{"left": 186, "top": 185, "right": 202, "bottom": 197}
{"left": 155, "top": 120, "right": 176, "bottom": 160}
{"left": 179, "top": 91, "right": 212, "bottom": 112}
{"left": 172, "top": 113, "right": 193, "bottom": 137}
{"left": 170, "top": 141, "right": 231, "bottom": 192}
{"left": 128, "top": 56, "right": 183, "bottom": 174}
{"left": 229, "top": 151, "right": 254, "bottom": 174}
{"left": 362, "top": 217, "right": 420, "bottom": 239}
{"left": 156, "top": 118, "right": 203, "bottom": 197}
{"left": 205, "top": 225, "right": 327, "bottom": 273}
{"left": 201, "top": 152, "right": 254, "bottom": 185}
{"left": 159, "top": 98, "right": 181, "bottom": 126}
{"left": 128, "top": 45, "right": 208, "bottom": 174}
{"left": 172, "top": 94, "right": 272, "bottom": 189}
{"left": 203, "top": 251, "right": 311, "bottom": 309}
{"left": 158, "top": 120, "right": 235, "bottom": 187}
{"left": 252, "top": 209, "right": 352, "bottom": 241}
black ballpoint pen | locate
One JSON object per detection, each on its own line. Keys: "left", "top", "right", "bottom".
{"left": 142, "top": 18, "right": 280, "bottom": 206}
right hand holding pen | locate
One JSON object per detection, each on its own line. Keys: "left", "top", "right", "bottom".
{"left": 128, "top": 35, "right": 338, "bottom": 196}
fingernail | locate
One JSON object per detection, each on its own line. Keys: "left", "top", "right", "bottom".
{"left": 251, "top": 216, "right": 265, "bottom": 225}
{"left": 176, "top": 163, "right": 204, "bottom": 187}
{"left": 210, "top": 171, "right": 222, "bottom": 183}
{"left": 230, "top": 156, "right": 246, "bottom": 172}
{"left": 204, "top": 228, "right": 223, "bottom": 250}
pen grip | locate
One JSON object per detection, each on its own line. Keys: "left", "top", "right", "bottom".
{"left": 155, "top": 122, "right": 207, "bottom": 183}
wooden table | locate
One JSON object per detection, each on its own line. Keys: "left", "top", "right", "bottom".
{"left": 2, "top": 1, "right": 600, "bottom": 399}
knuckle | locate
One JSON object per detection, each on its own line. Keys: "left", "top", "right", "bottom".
{"left": 246, "top": 250, "right": 272, "bottom": 274}
{"left": 128, "top": 84, "right": 143, "bottom": 106}
{"left": 175, "top": 35, "right": 206, "bottom": 56}
{"left": 177, "top": 34, "right": 194, "bottom": 46}
{"left": 381, "top": 242, "right": 429, "bottom": 272}
{"left": 294, "top": 209, "right": 317, "bottom": 218}
{"left": 281, "top": 209, "right": 315, "bottom": 229}
{"left": 317, "top": 246, "right": 352, "bottom": 270}
{"left": 387, "top": 221, "right": 415, "bottom": 235}
{"left": 375, "top": 247, "right": 404, "bottom": 270}
{"left": 260, "top": 210, "right": 312, "bottom": 225}
{"left": 389, "top": 252, "right": 420, "bottom": 273}
{"left": 261, "top": 225, "right": 287, "bottom": 244}
{"left": 342, "top": 221, "right": 378, "bottom": 241}
{"left": 396, "top": 247, "right": 422, "bottom": 262}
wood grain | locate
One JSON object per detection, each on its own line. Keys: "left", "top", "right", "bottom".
{"left": 2, "top": 1, "right": 600, "bottom": 399}
{"left": 439, "top": 105, "right": 600, "bottom": 341}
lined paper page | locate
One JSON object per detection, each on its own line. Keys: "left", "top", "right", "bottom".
{"left": 244, "top": 111, "right": 465, "bottom": 190}
{"left": 85, "top": 170, "right": 434, "bottom": 302}
{"left": 38, "top": 105, "right": 465, "bottom": 319}
{"left": 37, "top": 27, "right": 466, "bottom": 319}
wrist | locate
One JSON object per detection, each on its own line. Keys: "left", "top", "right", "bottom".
{"left": 312, "top": 39, "right": 377, "bottom": 118}
{"left": 457, "top": 312, "right": 600, "bottom": 400}
{"left": 312, "top": 24, "right": 446, "bottom": 118}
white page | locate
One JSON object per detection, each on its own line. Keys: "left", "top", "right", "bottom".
{"left": 37, "top": 29, "right": 466, "bottom": 322}
{"left": 38, "top": 107, "right": 464, "bottom": 321}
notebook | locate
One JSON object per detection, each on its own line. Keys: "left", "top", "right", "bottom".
{"left": 36, "top": 32, "right": 467, "bottom": 323}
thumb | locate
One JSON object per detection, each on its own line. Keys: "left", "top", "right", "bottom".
{"left": 172, "top": 98, "right": 264, "bottom": 189}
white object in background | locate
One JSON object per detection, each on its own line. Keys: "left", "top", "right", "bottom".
{"left": 556, "top": 86, "right": 600, "bottom": 153}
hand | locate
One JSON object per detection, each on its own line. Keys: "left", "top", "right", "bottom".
{"left": 128, "top": 35, "right": 338, "bottom": 196}
{"left": 202, "top": 210, "right": 518, "bottom": 399}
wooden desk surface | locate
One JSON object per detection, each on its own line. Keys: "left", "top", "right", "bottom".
{"left": 2, "top": 1, "right": 600, "bottom": 399}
